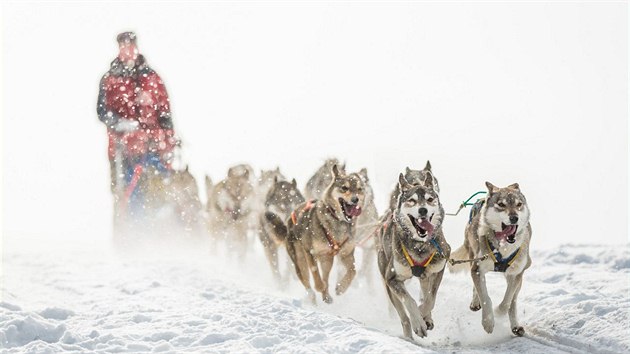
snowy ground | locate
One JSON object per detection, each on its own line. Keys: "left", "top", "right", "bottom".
{"left": 1, "top": 232, "right": 628, "bottom": 353}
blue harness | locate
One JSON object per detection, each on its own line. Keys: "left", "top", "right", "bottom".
{"left": 485, "top": 237, "right": 522, "bottom": 272}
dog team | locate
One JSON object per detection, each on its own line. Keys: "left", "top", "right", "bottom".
{"left": 200, "top": 158, "right": 532, "bottom": 340}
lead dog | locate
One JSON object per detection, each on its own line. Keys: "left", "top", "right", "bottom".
{"left": 450, "top": 182, "right": 532, "bottom": 336}
{"left": 376, "top": 173, "right": 450, "bottom": 339}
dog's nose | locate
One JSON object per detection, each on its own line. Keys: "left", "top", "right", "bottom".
{"left": 351, "top": 196, "right": 359, "bottom": 204}
{"left": 509, "top": 215, "right": 519, "bottom": 224}
{"left": 418, "top": 208, "right": 428, "bottom": 218}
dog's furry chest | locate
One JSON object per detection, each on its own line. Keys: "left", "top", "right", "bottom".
{"left": 293, "top": 203, "right": 354, "bottom": 256}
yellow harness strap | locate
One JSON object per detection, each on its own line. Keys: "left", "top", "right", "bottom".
{"left": 401, "top": 244, "right": 436, "bottom": 268}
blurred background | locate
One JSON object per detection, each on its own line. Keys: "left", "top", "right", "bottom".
{"left": 2, "top": 1, "right": 627, "bottom": 249}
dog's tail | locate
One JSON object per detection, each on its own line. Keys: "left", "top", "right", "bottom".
{"left": 448, "top": 244, "right": 470, "bottom": 274}
{"left": 264, "top": 212, "right": 288, "bottom": 241}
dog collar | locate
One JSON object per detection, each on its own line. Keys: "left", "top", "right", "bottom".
{"left": 485, "top": 236, "right": 522, "bottom": 272}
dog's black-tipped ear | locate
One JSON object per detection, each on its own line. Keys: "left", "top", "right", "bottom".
{"left": 185, "top": 165, "right": 189, "bottom": 172}
{"left": 359, "top": 168, "right": 369, "bottom": 182}
{"left": 424, "top": 172, "right": 434, "bottom": 188}
{"left": 332, "top": 164, "right": 341, "bottom": 179}
{"left": 399, "top": 173, "right": 412, "bottom": 191}
{"left": 275, "top": 166, "right": 280, "bottom": 173}
{"left": 485, "top": 181, "right": 498, "bottom": 194}
{"left": 405, "top": 166, "right": 412, "bottom": 175}
{"left": 291, "top": 178, "right": 297, "bottom": 188}
{"left": 507, "top": 183, "right": 520, "bottom": 191}
{"left": 424, "top": 160, "right": 432, "bottom": 171}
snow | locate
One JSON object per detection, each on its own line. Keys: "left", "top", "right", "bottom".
{"left": 2, "top": 234, "right": 628, "bottom": 353}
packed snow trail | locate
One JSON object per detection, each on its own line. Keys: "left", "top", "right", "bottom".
{"left": 1, "top": 234, "right": 628, "bottom": 353}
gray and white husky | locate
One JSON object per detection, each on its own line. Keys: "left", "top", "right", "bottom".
{"left": 376, "top": 173, "right": 450, "bottom": 339}
{"left": 450, "top": 182, "right": 532, "bottom": 336}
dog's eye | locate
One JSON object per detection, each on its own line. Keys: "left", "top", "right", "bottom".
{"left": 406, "top": 199, "right": 417, "bottom": 206}
{"left": 427, "top": 197, "right": 435, "bottom": 203}
{"left": 497, "top": 202, "right": 506, "bottom": 208}
{"left": 516, "top": 202, "right": 523, "bottom": 208}
{"left": 340, "top": 186, "right": 349, "bottom": 193}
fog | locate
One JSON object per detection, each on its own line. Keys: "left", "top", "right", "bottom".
{"left": 2, "top": 2, "right": 627, "bottom": 249}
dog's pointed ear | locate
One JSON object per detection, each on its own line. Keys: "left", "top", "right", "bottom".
{"left": 485, "top": 181, "right": 499, "bottom": 194}
{"left": 359, "top": 168, "right": 369, "bottom": 182}
{"left": 399, "top": 173, "right": 412, "bottom": 191}
{"left": 424, "top": 172, "right": 434, "bottom": 188}
{"left": 507, "top": 183, "right": 520, "bottom": 191}
{"left": 332, "top": 164, "right": 341, "bottom": 179}
{"left": 275, "top": 166, "right": 281, "bottom": 173}
{"left": 424, "top": 160, "right": 432, "bottom": 171}
{"left": 185, "top": 165, "right": 189, "bottom": 172}
{"left": 291, "top": 178, "right": 297, "bottom": 188}
{"left": 405, "top": 166, "right": 412, "bottom": 175}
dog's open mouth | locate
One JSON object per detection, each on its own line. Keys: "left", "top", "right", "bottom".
{"left": 408, "top": 214, "right": 434, "bottom": 238}
{"left": 339, "top": 198, "right": 362, "bottom": 221}
{"left": 496, "top": 223, "right": 518, "bottom": 243}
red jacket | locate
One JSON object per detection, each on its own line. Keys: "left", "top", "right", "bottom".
{"left": 97, "top": 55, "right": 176, "bottom": 163}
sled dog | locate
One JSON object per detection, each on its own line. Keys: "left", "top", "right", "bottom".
{"left": 450, "top": 182, "right": 532, "bottom": 336}
{"left": 376, "top": 173, "right": 450, "bottom": 339}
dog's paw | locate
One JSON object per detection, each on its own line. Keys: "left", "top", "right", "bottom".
{"left": 322, "top": 293, "right": 333, "bottom": 304}
{"left": 512, "top": 326, "right": 525, "bottom": 337}
{"left": 411, "top": 318, "right": 428, "bottom": 338}
{"left": 482, "top": 315, "right": 495, "bottom": 334}
{"left": 425, "top": 319, "right": 434, "bottom": 331}
{"left": 470, "top": 303, "right": 481, "bottom": 312}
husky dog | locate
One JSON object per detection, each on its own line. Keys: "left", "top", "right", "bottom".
{"left": 304, "top": 158, "right": 346, "bottom": 200}
{"left": 376, "top": 173, "right": 450, "bottom": 339}
{"left": 281, "top": 165, "right": 364, "bottom": 304}
{"left": 450, "top": 182, "right": 531, "bottom": 336}
{"left": 388, "top": 161, "right": 439, "bottom": 211}
{"left": 205, "top": 166, "right": 256, "bottom": 248}
{"left": 259, "top": 177, "right": 305, "bottom": 283}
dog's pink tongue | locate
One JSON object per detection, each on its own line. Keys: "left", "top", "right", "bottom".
{"left": 495, "top": 225, "right": 517, "bottom": 240}
{"left": 349, "top": 206, "right": 362, "bottom": 217}
{"left": 419, "top": 219, "right": 434, "bottom": 236}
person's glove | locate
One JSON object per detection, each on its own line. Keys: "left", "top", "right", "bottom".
{"left": 113, "top": 119, "right": 139, "bottom": 133}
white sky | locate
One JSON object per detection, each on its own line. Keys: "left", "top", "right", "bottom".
{"left": 2, "top": 1, "right": 628, "bottom": 249}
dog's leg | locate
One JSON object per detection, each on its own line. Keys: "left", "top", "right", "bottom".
{"left": 471, "top": 264, "right": 494, "bottom": 333}
{"left": 260, "top": 228, "right": 281, "bottom": 283}
{"left": 304, "top": 251, "right": 326, "bottom": 295}
{"left": 508, "top": 273, "right": 525, "bottom": 336}
{"left": 386, "top": 285, "right": 413, "bottom": 339}
{"left": 470, "top": 286, "right": 481, "bottom": 311}
{"left": 496, "top": 273, "right": 520, "bottom": 316}
{"left": 319, "top": 255, "right": 334, "bottom": 303}
{"left": 419, "top": 269, "right": 444, "bottom": 331}
{"left": 287, "top": 239, "right": 316, "bottom": 304}
{"left": 387, "top": 278, "right": 427, "bottom": 338}
{"left": 335, "top": 250, "right": 357, "bottom": 296}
